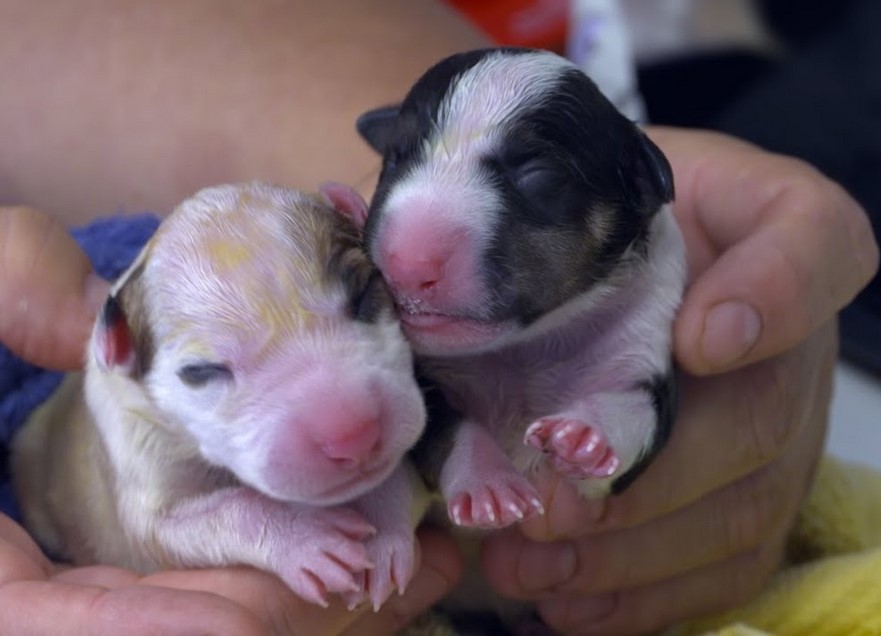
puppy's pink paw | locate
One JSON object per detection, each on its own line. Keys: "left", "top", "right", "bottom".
{"left": 343, "top": 525, "right": 417, "bottom": 611}
{"left": 447, "top": 472, "right": 544, "bottom": 529}
{"left": 525, "top": 418, "right": 620, "bottom": 479}
{"left": 273, "top": 506, "right": 375, "bottom": 607}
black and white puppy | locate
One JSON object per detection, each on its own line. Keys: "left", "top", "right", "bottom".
{"left": 355, "top": 48, "right": 686, "bottom": 529}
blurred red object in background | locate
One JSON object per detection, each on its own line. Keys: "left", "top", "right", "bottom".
{"left": 443, "top": 0, "right": 570, "bottom": 52}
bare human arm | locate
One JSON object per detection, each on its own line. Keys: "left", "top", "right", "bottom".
{"left": 0, "top": 0, "right": 488, "bottom": 223}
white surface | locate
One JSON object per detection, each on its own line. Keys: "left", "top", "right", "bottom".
{"left": 827, "top": 361, "right": 881, "bottom": 470}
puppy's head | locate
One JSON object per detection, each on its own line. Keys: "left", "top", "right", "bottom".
{"left": 357, "top": 48, "right": 674, "bottom": 355}
{"left": 90, "top": 182, "right": 425, "bottom": 505}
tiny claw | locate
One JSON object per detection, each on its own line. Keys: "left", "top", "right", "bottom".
{"left": 346, "top": 596, "right": 367, "bottom": 611}
{"left": 532, "top": 498, "right": 546, "bottom": 516}
{"left": 603, "top": 455, "right": 620, "bottom": 476}
{"left": 307, "top": 588, "right": 330, "bottom": 608}
{"left": 582, "top": 433, "right": 600, "bottom": 456}
{"left": 552, "top": 427, "right": 570, "bottom": 443}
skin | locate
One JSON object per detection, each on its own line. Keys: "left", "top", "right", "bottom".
{"left": 0, "top": 0, "right": 487, "bottom": 223}
{"left": 0, "top": 510, "right": 460, "bottom": 636}
{"left": 0, "top": 1, "right": 877, "bottom": 634}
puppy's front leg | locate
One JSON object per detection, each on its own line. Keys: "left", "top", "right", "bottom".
{"left": 439, "top": 421, "right": 545, "bottom": 530}
{"left": 152, "top": 487, "right": 375, "bottom": 606}
{"left": 526, "top": 373, "right": 677, "bottom": 498}
{"left": 343, "top": 463, "right": 431, "bottom": 610}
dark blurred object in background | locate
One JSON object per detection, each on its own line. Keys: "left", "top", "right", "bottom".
{"left": 757, "top": 0, "right": 857, "bottom": 48}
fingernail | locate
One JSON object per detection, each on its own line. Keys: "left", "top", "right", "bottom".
{"left": 701, "top": 301, "right": 761, "bottom": 368}
{"left": 540, "top": 593, "right": 616, "bottom": 626}
{"left": 518, "top": 541, "right": 577, "bottom": 593}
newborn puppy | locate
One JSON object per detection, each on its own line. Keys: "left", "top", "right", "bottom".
{"left": 356, "top": 48, "right": 686, "bottom": 529}
{"left": 12, "top": 182, "right": 427, "bottom": 609}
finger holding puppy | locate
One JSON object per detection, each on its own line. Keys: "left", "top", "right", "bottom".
{"left": 0, "top": 206, "right": 110, "bottom": 371}
{"left": 651, "top": 127, "right": 879, "bottom": 375}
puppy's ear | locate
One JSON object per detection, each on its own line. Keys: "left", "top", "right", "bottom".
{"left": 634, "top": 131, "right": 675, "bottom": 207}
{"left": 93, "top": 294, "right": 136, "bottom": 373}
{"left": 319, "top": 182, "right": 369, "bottom": 229}
{"left": 91, "top": 249, "right": 153, "bottom": 377}
{"left": 355, "top": 105, "right": 401, "bottom": 155}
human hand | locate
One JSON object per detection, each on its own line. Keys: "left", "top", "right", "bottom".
{"left": 0, "top": 206, "right": 109, "bottom": 370}
{"left": 480, "top": 128, "right": 879, "bottom": 635}
{"left": 0, "top": 513, "right": 460, "bottom": 635}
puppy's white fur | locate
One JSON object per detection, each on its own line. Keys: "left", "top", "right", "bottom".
{"left": 13, "top": 182, "right": 428, "bottom": 608}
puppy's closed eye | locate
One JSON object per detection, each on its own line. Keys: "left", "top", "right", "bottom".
{"left": 177, "top": 363, "right": 233, "bottom": 388}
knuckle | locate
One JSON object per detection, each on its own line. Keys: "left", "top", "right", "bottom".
{"left": 727, "top": 544, "right": 785, "bottom": 608}
{"left": 567, "top": 539, "right": 614, "bottom": 594}
{"left": 737, "top": 359, "right": 799, "bottom": 468}
{"left": 834, "top": 182, "right": 881, "bottom": 286}
{"left": 782, "top": 173, "right": 833, "bottom": 227}
{"left": 721, "top": 468, "right": 789, "bottom": 555}
{"left": 774, "top": 168, "right": 878, "bottom": 309}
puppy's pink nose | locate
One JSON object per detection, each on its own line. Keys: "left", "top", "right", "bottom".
{"left": 386, "top": 253, "right": 447, "bottom": 294}
{"left": 318, "top": 418, "right": 381, "bottom": 464}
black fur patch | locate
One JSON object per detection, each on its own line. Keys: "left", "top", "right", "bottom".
{"left": 350, "top": 271, "right": 391, "bottom": 324}
{"left": 478, "top": 67, "right": 675, "bottom": 325}
{"left": 360, "top": 48, "right": 677, "bottom": 328}
{"left": 611, "top": 366, "right": 678, "bottom": 494}
{"left": 321, "top": 210, "right": 394, "bottom": 325}
{"left": 407, "top": 368, "right": 464, "bottom": 490}
{"left": 362, "top": 48, "right": 531, "bottom": 249}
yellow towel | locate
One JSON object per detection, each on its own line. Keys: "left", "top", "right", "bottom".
{"left": 667, "top": 456, "right": 881, "bottom": 636}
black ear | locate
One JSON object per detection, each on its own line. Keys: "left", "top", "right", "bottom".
{"left": 91, "top": 252, "right": 153, "bottom": 378}
{"left": 93, "top": 294, "right": 136, "bottom": 374}
{"left": 355, "top": 105, "right": 401, "bottom": 155}
{"left": 636, "top": 131, "right": 675, "bottom": 204}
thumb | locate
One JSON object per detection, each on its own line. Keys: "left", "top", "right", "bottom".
{"left": 648, "top": 127, "right": 878, "bottom": 376}
{"left": 0, "top": 206, "right": 109, "bottom": 370}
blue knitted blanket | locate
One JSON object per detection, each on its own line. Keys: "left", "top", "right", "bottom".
{"left": 0, "top": 213, "right": 161, "bottom": 519}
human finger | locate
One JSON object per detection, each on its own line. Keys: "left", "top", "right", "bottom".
{"left": 140, "top": 565, "right": 356, "bottom": 636}
{"left": 648, "top": 127, "right": 878, "bottom": 375}
{"left": 0, "top": 579, "right": 266, "bottom": 636}
{"left": 61, "top": 560, "right": 360, "bottom": 636}
{"left": 0, "top": 515, "right": 54, "bottom": 570}
{"left": 135, "top": 525, "right": 461, "bottom": 636}
{"left": 0, "top": 528, "right": 264, "bottom": 636}
{"left": 536, "top": 539, "right": 785, "bottom": 636}
{"left": 0, "top": 206, "right": 109, "bottom": 370}
{"left": 482, "top": 413, "right": 817, "bottom": 602}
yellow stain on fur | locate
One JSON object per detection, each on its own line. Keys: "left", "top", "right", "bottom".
{"left": 206, "top": 238, "right": 253, "bottom": 272}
